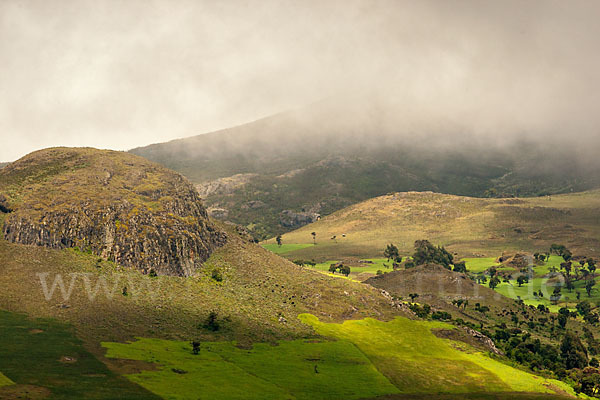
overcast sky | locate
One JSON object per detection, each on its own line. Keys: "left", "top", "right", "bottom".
{"left": 1, "top": 0, "right": 599, "bottom": 161}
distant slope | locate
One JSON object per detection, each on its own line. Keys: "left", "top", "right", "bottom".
{"left": 269, "top": 190, "right": 600, "bottom": 261}
{"left": 130, "top": 99, "right": 600, "bottom": 239}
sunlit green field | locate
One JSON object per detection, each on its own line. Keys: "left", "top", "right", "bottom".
{"left": 0, "top": 372, "right": 13, "bottom": 388}
{"left": 462, "top": 258, "right": 501, "bottom": 273}
{"left": 261, "top": 243, "right": 313, "bottom": 254}
{"left": 104, "top": 336, "right": 400, "bottom": 400}
{"left": 104, "top": 314, "right": 576, "bottom": 399}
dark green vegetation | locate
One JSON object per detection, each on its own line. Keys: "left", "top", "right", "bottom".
{"left": 130, "top": 102, "right": 600, "bottom": 239}
{"left": 365, "top": 260, "right": 600, "bottom": 397}
{"left": 0, "top": 310, "right": 158, "bottom": 399}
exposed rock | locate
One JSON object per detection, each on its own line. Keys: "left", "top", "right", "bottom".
{"left": 279, "top": 210, "right": 320, "bottom": 228}
{"left": 462, "top": 326, "right": 503, "bottom": 355}
{"left": 208, "top": 207, "right": 229, "bottom": 219}
{"left": 195, "top": 173, "right": 257, "bottom": 197}
{"left": 1, "top": 148, "right": 226, "bottom": 277}
{"left": 241, "top": 200, "right": 265, "bottom": 210}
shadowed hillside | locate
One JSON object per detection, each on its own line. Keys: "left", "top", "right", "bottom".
{"left": 130, "top": 100, "right": 600, "bottom": 239}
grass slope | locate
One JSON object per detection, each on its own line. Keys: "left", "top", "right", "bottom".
{"left": 103, "top": 336, "right": 399, "bottom": 400}
{"left": 301, "top": 315, "right": 576, "bottom": 396}
{"left": 0, "top": 212, "right": 401, "bottom": 352}
{"left": 103, "top": 314, "right": 577, "bottom": 399}
{"left": 268, "top": 191, "right": 600, "bottom": 262}
{"left": 0, "top": 310, "right": 157, "bottom": 399}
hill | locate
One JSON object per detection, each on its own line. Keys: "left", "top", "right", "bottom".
{"left": 0, "top": 147, "right": 227, "bottom": 276}
{"left": 130, "top": 100, "right": 600, "bottom": 239}
{"left": 0, "top": 148, "right": 582, "bottom": 399}
{"left": 268, "top": 190, "right": 600, "bottom": 262}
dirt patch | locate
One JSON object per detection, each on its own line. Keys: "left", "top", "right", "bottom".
{"left": 28, "top": 329, "right": 43, "bottom": 334}
{"left": 0, "top": 385, "right": 51, "bottom": 400}
{"left": 102, "top": 358, "right": 159, "bottom": 375}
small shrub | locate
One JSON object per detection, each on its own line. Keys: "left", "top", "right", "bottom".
{"left": 211, "top": 269, "right": 223, "bottom": 282}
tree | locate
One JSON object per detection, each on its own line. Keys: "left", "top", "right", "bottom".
{"left": 329, "top": 264, "right": 337, "bottom": 274}
{"left": 191, "top": 341, "right": 201, "bottom": 355}
{"left": 384, "top": 244, "right": 400, "bottom": 262}
{"left": 453, "top": 261, "right": 467, "bottom": 273}
{"left": 586, "top": 280, "right": 596, "bottom": 297}
{"left": 338, "top": 264, "right": 351, "bottom": 277}
{"left": 409, "top": 293, "right": 419, "bottom": 302}
{"left": 489, "top": 276, "right": 500, "bottom": 290}
{"left": 204, "top": 311, "right": 220, "bottom": 331}
{"left": 551, "top": 286, "right": 562, "bottom": 304}
{"left": 517, "top": 275, "right": 528, "bottom": 287}
{"left": 276, "top": 235, "right": 282, "bottom": 247}
{"left": 412, "top": 240, "right": 453, "bottom": 269}
{"left": 311, "top": 232, "right": 317, "bottom": 245}
{"left": 561, "top": 332, "right": 588, "bottom": 370}
{"left": 577, "top": 301, "right": 592, "bottom": 317}
{"left": 148, "top": 268, "right": 157, "bottom": 278}
{"left": 558, "top": 313, "right": 568, "bottom": 329}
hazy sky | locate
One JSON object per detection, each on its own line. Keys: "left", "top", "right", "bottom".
{"left": 1, "top": 0, "right": 599, "bottom": 161}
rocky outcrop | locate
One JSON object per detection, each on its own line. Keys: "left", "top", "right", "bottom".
{"left": 279, "top": 210, "right": 320, "bottom": 228}
{"left": 1, "top": 148, "right": 226, "bottom": 277}
{"left": 195, "top": 173, "right": 257, "bottom": 197}
{"left": 462, "top": 327, "right": 503, "bottom": 355}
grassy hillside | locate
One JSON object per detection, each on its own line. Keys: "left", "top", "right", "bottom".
{"left": 0, "top": 310, "right": 158, "bottom": 399}
{"left": 100, "top": 315, "right": 577, "bottom": 399}
{"left": 268, "top": 190, "right": 600, "bottom": 262}
{"left": 0, "top": 148, "right": 590, "bottom": 398}
{"left": 130, "top": 101, "right": 600, "bottom": 239}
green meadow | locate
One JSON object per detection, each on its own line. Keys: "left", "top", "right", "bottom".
{"left": 0, "top": 372, "right": 13, "bottom": 388}
{"left": 462, "top": 257, "right": 501, "bottom": 273}
{"left": 103, "top": 314, "right": 577, "bottom": 399}
{"left": 103, "top": 336, "right": 399, "bottom": 400}
{"left": 261, "top": 243, "right": 313, "bottom": 254}
{"left": 300, "top": 314, "right": 575, "bottom": 396}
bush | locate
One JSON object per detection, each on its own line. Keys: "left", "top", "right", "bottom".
{"left": 431, "top": 311, "right": 452, "bottom": 321}
{"left": 211, "top": 269, "right": 223, "bottom": 282}
{"left": 202, "top": 311, "right": 221, "bottom": 331}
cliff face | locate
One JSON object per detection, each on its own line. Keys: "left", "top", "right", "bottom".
{"left": 0, "top": 147, "right": 226, "bottom": 276}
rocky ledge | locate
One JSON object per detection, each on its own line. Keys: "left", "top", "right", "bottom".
{"left": 0, "top": 147, "right": 226, "bottom": 276}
